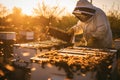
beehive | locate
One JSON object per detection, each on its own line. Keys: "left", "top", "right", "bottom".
{"left": 30, "top": 47, "right": 117, "bottom": 80}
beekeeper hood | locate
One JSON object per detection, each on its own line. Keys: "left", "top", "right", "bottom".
{"left": 73, "top": 0, "right": 96, "bottom": 16}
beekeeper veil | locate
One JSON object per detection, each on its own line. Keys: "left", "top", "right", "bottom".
{"left": 73, "top": 0, "right": 96, "bottom": 22}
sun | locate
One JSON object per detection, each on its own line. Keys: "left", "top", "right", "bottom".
{"left": 20, "top": 6, "right": 34, "bottom": 16}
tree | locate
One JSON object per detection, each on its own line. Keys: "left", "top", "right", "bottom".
{"left": 33, "top": 1, "right": 65, "bottom": 27}
{"left": 7, "top": 7, "right": 24, "bottom": 26}
{"left": 0, "top": 4, "right": 8, "bottom": 26}
{"left": 53, "top": 15, "right": 78, "bottom": 31}
{"left": 0, "top": 4, "right": 8, "bottom": 18}
{"left": 107, "top": 6, "right": 120, "bottom": 39}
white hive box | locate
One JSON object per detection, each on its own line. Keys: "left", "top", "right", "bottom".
{"left": 30, "top": 47, "right": 117, "bottom": 80}
{"left": 19, "top": 31, "right": 34, "bottom": 40}
{"left": 30, "top": 60, "right": 66, "bottom": 80}
{"left": 13, "top": 43, "right": 39, "bottom": 62}
{"left": 0, "top": 32, "right": 16, "bottom": 40}
{"left": 26, "top": 31, "right": 34, "bottom": 40}
{"left": 13, "top": 40, "right": 70, "bottom": 63}
{"left": 30, "top": 57, "right": 97, "bottom": 80}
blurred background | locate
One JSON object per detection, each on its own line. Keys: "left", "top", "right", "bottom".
{"left": 0, "top": 0, "right": 120, "bottom": 80}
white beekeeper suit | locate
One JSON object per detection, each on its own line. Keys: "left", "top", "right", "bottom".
{"left": 70, "top": 0, "right": 112, "bottom": 48}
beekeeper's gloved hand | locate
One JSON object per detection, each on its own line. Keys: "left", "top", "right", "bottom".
{"left": 67, "top": 28, "right": 74, "bottom": 36}
{"left": 67, "top": 28, "right": 75, "bottom": 43}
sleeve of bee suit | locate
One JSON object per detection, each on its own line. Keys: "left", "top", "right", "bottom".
{"left": 91, "top": 9, "right": 108, "bottom": 39}
{"left": 72, "top": 21, "right": 83, "bottom": 35}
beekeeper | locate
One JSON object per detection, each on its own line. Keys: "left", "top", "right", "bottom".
{"left": 68, "top": 0, "right": 112, "bottom": 48}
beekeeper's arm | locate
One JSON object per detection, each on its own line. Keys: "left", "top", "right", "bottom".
{"left": 67, "top": 21, "right": 83, "bottom": 43}
{"left": 67, "top": 21, "right": 83, "bottom": 35}
{"left": 91, "top": 13, "right": 108, "bottom": 40}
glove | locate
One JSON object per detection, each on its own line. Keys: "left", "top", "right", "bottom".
{"left": 67, "top": 28, "right": 75, "bottom": 43}
{"left": 67, "top": 28, "right": 74, "bottom": 36}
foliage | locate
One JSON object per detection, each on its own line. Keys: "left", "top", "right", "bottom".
{"left": 108, "top": 9, "right": 120, "bottom": 39}
{"left": 0, "top": 4, "right": 9, "bottom": 26}
{"left": 52, "top": 15, "right": 78, "bottom": 31}
{"left": 0, "top": 4, "right": 8, "bottom": 18}
{"left": 33, "top": 1, "right": 65, "bottom": 26}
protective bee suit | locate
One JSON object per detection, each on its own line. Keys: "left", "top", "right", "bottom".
{"left": 70, "top": 0, "right": 112, "bottom": 48}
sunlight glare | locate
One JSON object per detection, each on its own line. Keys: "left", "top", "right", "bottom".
{"left": 0, "top": 0, "right": 119, "bottom": 15}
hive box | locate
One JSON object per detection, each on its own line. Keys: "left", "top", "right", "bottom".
{"left": 13, "top": 43, "right": 40, "bottom": 63}
{"left": 13, "top": 40, "right": 71, "bottom": 63}
{"left": 30, "top": 47, "right": 117, "bottom": 80}
{"left": 0, "top": 32, "right": 16, "bottom": 40}
{"left": 19, "top": 31, "right": 34, "bottom": 40}
{"left": 30, "top": 58, "right": 97, "bottom": 80}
